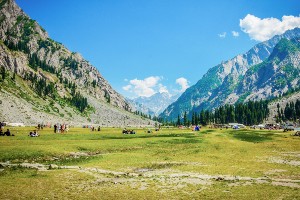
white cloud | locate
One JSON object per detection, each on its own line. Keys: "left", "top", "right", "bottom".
{"left": 123, "top": 76, "right": 169, "bottom": 97}
{"left": 176, "top": 77, "right": 189, "bottom": 92}
{"left": 240, "top": 14, "right": 300, "bottom": 42}
{"left": 232, "top": 31, "right": 239, "bottom": 37}
{"left": 122, "top": 85, "right": 132, "bottom": 91}
{"left": 158, "top": 84, "right": 169, "bottom": 94}
{"left": 218, "top": 32, "right": 226, "bottom": 38}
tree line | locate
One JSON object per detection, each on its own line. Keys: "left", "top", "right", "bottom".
{"left": 276, "top": 100, "right": 300, "bottom": 123}
{"left": 158, "top": 100, "right": 270, "bottom": 126}
{"left": 134, "top": 110, "right": 152, "bottom": 120}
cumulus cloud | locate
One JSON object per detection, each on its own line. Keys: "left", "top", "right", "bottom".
{"left": 240, "top": 14, "right": 300, "bottom": 41}
{"left": 123, "top": 76, "right": 169, "bottom": 97}
{"left": 158, "top": 84, "right": 169, "bottom": 94}
{"left": 232, "top": 31, "right": 239, "bottom": 37}
{"left": 218, "top": 32, "right": 226, "bottom": 38}
{"left": 176, "top": 77, "right": 189, "bottom": 92}
{"left": 122, "top": 85, "right": 132, "bottom": 91}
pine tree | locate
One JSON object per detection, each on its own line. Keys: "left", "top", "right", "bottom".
{"left": 177, "top": 114, "right": 181, "bottom": 126}
{"left": 12, "top": 72, "right": 16, "bottom": 81}
{"left": 277, "top": 103, "right": 281, "bottom": 122}
{"left": 183, "top": 111, "right": 187, "bottom": 126}
{"left": 295, "top": 100, "right": 300, "bottom": 120}
{"left": 1, "top": 66, "right": 6, "bottom": 81}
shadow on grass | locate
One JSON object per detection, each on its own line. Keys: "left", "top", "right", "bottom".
{"left": 45, "top": 154, "right": 103, "bottom": 166}
{"left": 162, "top": 138, "right": 201, "bottom": 144}
{"left": 100, "top": 133, "right": 198, "bottom": 140}
{"left": 201, "top": 130, "right": 215, "bottom": 134}
{"left": 231, "top": 130, "right": 275, "bottom": 143}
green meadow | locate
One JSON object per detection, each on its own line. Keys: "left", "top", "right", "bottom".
{"left": 0, "top": 127, "right": 299, "bottom": 199}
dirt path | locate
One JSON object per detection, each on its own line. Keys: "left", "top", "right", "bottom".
{"left": 1, "top": 161, "right": 299, "bottom": 190}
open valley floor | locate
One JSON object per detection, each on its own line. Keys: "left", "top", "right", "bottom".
{"left": 0, "top": 127, "right": 299, "bottom": 199}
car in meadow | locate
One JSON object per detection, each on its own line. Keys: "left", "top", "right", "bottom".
{"left": 284, "top": 124, "right": 295, "bottom": 131}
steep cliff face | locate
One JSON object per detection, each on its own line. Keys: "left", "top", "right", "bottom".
{"left": 160, "top": 28, "right": 300, "bottom": 121}
{"left": 0, "top": 0, "right": 131, "bottom": 110}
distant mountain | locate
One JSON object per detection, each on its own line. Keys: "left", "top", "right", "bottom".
{"left": 126, "top": 98, "right": 156, "bottom": 117}
{"left": 160, "top": 28, "right": 300, "bottom": 121}
{"left": 129, "top": 92, "right": 180, "bottom": 116}
{"left": 0, "top": 0, "right": 155, "bottom": 126}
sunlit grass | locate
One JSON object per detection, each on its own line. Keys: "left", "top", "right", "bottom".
{"left": 0, "top": 126, "right": 299, "bottom": 199}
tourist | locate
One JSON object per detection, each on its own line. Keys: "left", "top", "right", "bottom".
{"left": 29, "top": 130, "right": 39, "bottom": 137}
{"left": 57, "top": 124, "right": 61, "bottom": 133}
{"left": 61, "top": 124, "right": 65, "bottom": 133}
{"left": 65, "top": 124, "right": 69, "bottom": 133}
{"left": 4, "top": 129, "right": 14, "bottom": 136}
{"left": 0, "top": 122, "right": 3, "bottom": 136}
{"left": 54, "top": 124, "right": 57, "bottom": 133}
{"left": 33, "top": 130, "right": 39, "bottom": 137}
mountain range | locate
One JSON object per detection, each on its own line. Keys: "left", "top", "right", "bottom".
{"left": 0, "top": 0, "right": 154, "bottom": 126}
{"left": 159, "top": 28, "right": 300, "bottom": 121}
{"left": 1, "top": 0, "right": 300, "bottom": 126}
{"left": 128, "top": 92, "right": 180, "bottom": 117}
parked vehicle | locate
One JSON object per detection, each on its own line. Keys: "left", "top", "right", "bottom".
{"left": 284, "top": 124, "right": 295, "bottom": 131}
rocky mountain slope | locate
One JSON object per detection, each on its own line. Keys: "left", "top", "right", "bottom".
{"left": 267, "top": 92, "right": 300, "bottom": 123}
{"left": 160, "top": 28, "right": 300, "bottom": 121}
{"left": 236, "top": 38, "right": 300, "bottom": 102}
{"left": 0, "top": 0, "right": 155, "bottom": 126}
{"left": 128, "top": 92, "right": 179, "bottom": 117}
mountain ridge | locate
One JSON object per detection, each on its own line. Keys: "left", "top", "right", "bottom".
{"left": 160, "top": 28, "right": 300, "bottom": 121}
{"left": 0, "top": 0, "right": 155, "bottom": 126}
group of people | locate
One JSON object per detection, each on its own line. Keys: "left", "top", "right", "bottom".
{"left": 122, "top": 128, "right": 136, "bottom": 134}
{"left": 90, "top": 126, "right": 101, "bottom": 131}
{"left": 0, "top": 129, "right": 14, "bottom": 136}
{"left": 0, "top": 122, "right": 14, "bottom": 136}
{"left": 37, "top": 124, "right": 44, "bottom": 130}
{"left": 29, "top": 130, "right": 39, "bottom": 137}
{"left": 53, "top": 123, "right": 69, "bottom": 133}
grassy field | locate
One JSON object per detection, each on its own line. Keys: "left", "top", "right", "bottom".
{"left": 0, "top": 126, "right": 299, "bottom": 199}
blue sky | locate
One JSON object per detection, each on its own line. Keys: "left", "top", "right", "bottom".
{"left": 16, "top": 0, "right": 300, "bottom": 98}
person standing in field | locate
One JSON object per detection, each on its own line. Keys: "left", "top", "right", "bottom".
{"left": 57, "top": 124, "right": 61, "bottom": 133}
{"left": 0, "top": 122, "right": 3, "bottom": 134}
{"left": 61, "top": 124, "right": 65, "bottom": 133}
{"left": 65, "top": 124, "right": 69, "bottom": 133}
{"left": 54, "top": 124, "right": 57, "bottom": 133}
